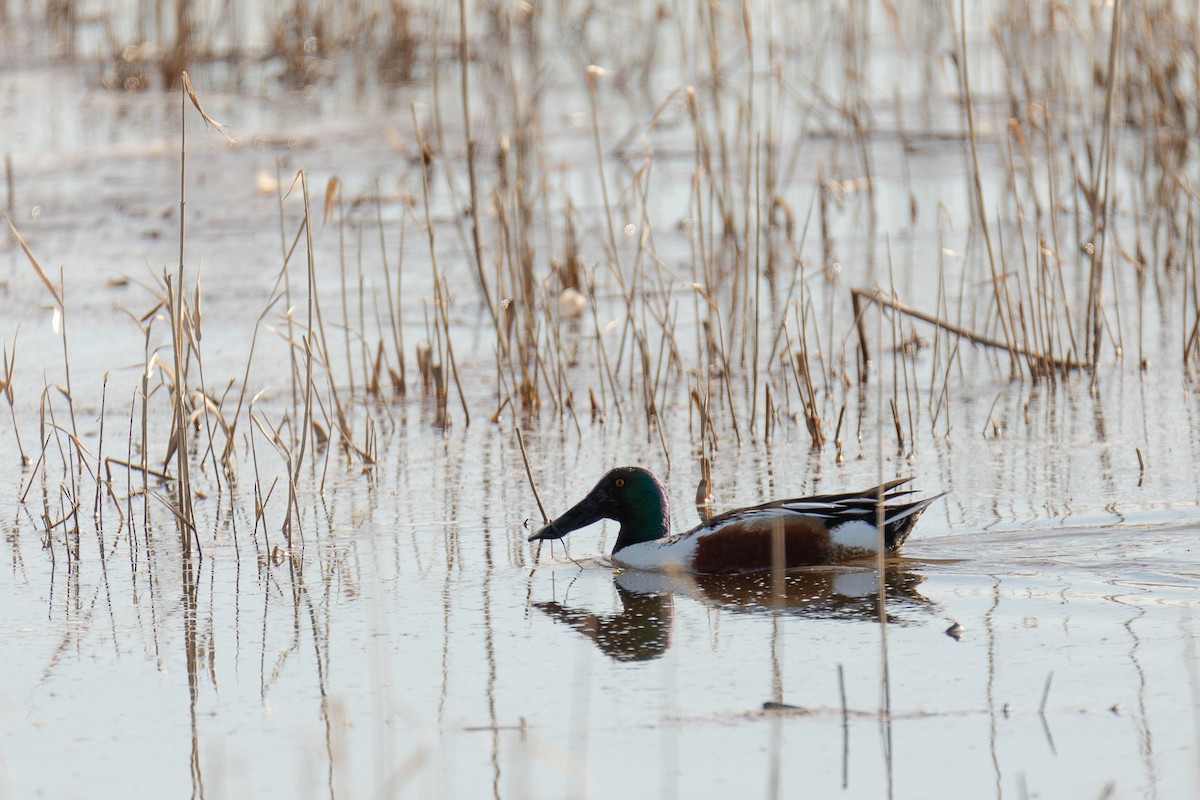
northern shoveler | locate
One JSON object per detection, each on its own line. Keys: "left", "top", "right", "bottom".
{"left": 528, "top": 467, "right": 945, "bottom": 574}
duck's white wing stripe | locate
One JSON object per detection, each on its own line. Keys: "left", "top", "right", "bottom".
{"left": 782, "top": 501, "right": 845, "bottom": 514}
{"left": 782, "top": 493, "right": 939, "bottom": 526}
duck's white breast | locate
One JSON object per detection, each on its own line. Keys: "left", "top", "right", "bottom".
{"left": 612, "top": 534, "right": 701, "bottom": 572}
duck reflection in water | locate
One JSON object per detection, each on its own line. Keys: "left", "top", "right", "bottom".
{"left": 534, "top": 564, "right": 933, "bottom": 662}
{"left": 534, "top": 579, "right": 674, "bottom": 662}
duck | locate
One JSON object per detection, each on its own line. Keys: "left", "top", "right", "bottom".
{"left": 528, "top": 467, "right": 945, "bottom": 574}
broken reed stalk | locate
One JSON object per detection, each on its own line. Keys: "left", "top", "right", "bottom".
{"left": 6, "top": 217, "right": 62, "bottom": 306}
{"left": 106, "top": 456, "right": 171, "bottom": 481}
{"left": 850, "top": 287, "right": 1087, "bottom": 375}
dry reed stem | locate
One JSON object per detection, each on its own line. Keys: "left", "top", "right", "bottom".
{"left": 954, "top": 0, "right": 1018, "bottom": 375}
{"left": 4, "top": 153, "right": 12, "bottom": 219}
{"left": 1, "top": 332, "right": 27, "bottom": 464}
{"left": 377, "top": 189, "right": 408, "bottom": 395}
{"left": 181, "top": 72, "right": 234, "bottom": 142}
{"left": 105, "top": 456, "right": 172, "bottom": 482}
{"left": 872, "top": 298, "right": 893, "bottom": 755}
{"left": 170, "top": 77, "right": 196, "bottom": 556}
{"left": 515, "top": 427, "right": 547, "bottom": 526}
{"left": 1085, "top": 0, "right": 1125, "bottom": 367}
{"left": 458, "top": 0, "right": 499, "bottom": 330}
{"left": 6, "top": 218, "right": 61, "bottom": 306}
{"left": 436, "top": 276, "right": 471, "bottom": 426}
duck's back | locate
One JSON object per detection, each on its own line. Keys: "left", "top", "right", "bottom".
{"left": 612, "top": 480, "right": 940, "bottom": 575}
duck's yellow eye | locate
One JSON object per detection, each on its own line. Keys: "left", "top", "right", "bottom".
{"left": 615, "top": 478, "right": 625, "bottom": 488}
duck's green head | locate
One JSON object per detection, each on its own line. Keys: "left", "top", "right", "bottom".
{"left": 528, "top": 467, "right": 671, "bottom": 553}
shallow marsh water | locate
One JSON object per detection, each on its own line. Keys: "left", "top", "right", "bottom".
{"left": 2, "top": 1, "right": 1200, "bottom": 798}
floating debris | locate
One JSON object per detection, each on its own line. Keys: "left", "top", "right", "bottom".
{"left": 762, "top": 702, "right": 814, "bottom": 715}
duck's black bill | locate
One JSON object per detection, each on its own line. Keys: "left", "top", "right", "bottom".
{"left": 528, "top": 494, "right": 603, "bottom": 542}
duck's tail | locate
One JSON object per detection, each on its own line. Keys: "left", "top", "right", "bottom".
{"left": 879, "top": 488, "right": 947, "bottom": 551}
{"left": 783, "top": 478, "right": 945, "bottom": 551}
